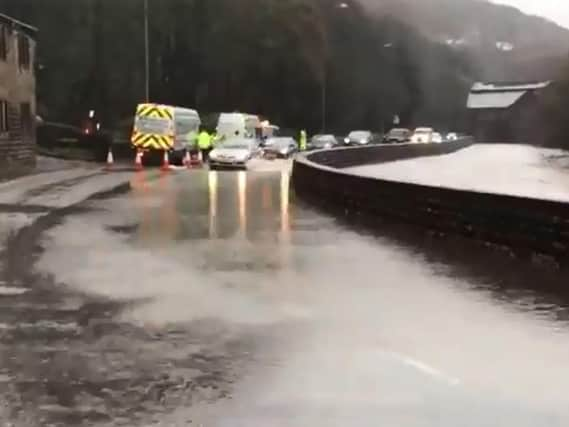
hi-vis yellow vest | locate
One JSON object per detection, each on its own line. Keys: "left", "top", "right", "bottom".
{"left": 197, "top": 131, "right": 212, "bottom": 149}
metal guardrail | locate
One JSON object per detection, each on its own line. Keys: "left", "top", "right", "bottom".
{"left": 292, "top": 139, "right": 569, "bottom": 263}
{"left": 304, "top": 138, "right": 474, "bottom": 169}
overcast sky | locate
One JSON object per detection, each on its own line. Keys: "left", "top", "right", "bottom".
{"left": 493, "top": 1, "right": 569, "bottom": 29}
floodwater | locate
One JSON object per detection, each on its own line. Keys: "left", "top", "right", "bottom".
{"left": 348, "top": 144, "right": 569, "bottom": 202}
{"left": 20, "top": 167, "right": 569, "bottom": 425}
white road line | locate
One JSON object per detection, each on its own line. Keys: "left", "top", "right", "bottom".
{"left": 383, "top": 350, "right": 461, "bottom": 386}
{"left": 0, "top": 321, "right": 79, "bottom": 332}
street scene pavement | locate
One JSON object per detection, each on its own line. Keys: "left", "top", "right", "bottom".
{"left": 5, "top": 0, "right": 569, "bottom": 424}
{"left": 1, "top": 158, "right": 569, "bottom": 425}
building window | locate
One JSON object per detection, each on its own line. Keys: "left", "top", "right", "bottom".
{"left": 20, "top": 103, "right": 32, "bottom": 137}
{"left": 0, "top": 101, "right": 9, "bottom": 133}
{"left": 0, "top": 26, "right": 7, "bottom": 61}
{"left": 18, "top": 33, "right": 30, "bottom": 69}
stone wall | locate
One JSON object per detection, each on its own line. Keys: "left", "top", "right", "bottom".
{"left": 292, "top": 140, "right": 569, "bottom": 262}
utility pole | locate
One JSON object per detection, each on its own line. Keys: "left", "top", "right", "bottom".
{"left": 87, "top": 0, "right": 106, "bottom": 126}
{"left": 321, "top": 2, "right": 349, "bottom": 133}
{"left": 144, "top": 0, "right": 150, "bottom": 102}
{"left": 321, "top": 68, "right": 327, "bottom": 133}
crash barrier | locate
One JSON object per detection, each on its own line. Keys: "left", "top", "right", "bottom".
{"left": 305, "top": 138, "right": 474, "bottom": 168}
{"left": 292, "top": 139, "right": 569, "bottom": 262}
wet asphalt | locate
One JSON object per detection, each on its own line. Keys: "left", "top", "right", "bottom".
{"left": 347, "top": 144, "right": 569, "bottom": 202}
{"left": 1, "top": 156, "right": 569, "bottom": 426}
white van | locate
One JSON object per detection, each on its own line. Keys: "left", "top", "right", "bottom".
{"left": 133, "top": 104, "right": 200, "bottom": 150}
{"left": 410, "top": 127, "right": 434, "bottom": 144}
{"left": 132, "top": 104, "right": 200, "bottom": 164}
{"left": 216, "top": 113, "right": 260, "bottom": 141}
{"left": 173, "top": 107, "right": 201, "bottom": 148}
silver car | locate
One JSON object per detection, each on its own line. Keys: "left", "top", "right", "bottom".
{"left": 262, "top": 137, "right": 298, "bottom": 158}
{"left": 344, "top": 130, "right": 373, "bottom": 146}
{"left": 209, "top": 138, "right": 258, "bottom": 170}
{"left": 308, "top": 134, "right": 339, "bottom": 150}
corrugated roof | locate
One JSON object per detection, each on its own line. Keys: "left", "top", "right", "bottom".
{"left": 467, "top": 81, "right": 550, "bottom": 110}
{"left": 471, "top": 81, "right": 550, "bottom": 93}
{"left": 467, "top": 91, "right": 526, "bottom": 109}
{"left": 0, "top": 12, "right": 38, "bottom": 36}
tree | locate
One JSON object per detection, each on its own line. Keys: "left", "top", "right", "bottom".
{"left": 0, "top": 0, "right": 477, "bottom": 133}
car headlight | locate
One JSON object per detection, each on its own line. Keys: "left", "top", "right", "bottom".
{"left": 344, "top": 138, "right": 350, "bottom": 143}
{"left": 324, "top": 143, "right": 332, "bottom": 149}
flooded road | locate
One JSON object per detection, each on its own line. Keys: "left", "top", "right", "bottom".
{"left": 3, "top": 166, "right": 569, "bottom": 425}
{"left": 348, "top": 144, "right": 569, "bottom": 202}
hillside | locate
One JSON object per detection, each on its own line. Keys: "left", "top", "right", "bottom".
{"left": 360, "top": 0, "right": 569, "bottom": 81}
{"left": 4, "top": 0, "right": 566, "bottom": 133}
{"left": 0, "top": 0, "right": 480, "bottom": 132}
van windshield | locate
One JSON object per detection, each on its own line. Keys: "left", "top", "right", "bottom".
{"left": 135, "top": 116, "right": 170, "bottom": 135}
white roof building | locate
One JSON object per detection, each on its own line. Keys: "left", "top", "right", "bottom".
{"left": 467, "top": 81, "right": 550, "bottom": 110}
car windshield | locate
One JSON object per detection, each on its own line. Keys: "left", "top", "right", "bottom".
{"left": 389, "top": 129, "right": 408, "bottom": 136}
{"left": 267, "top": 138, "right": 293, "bottom": 148}
{"left": 348, "top": 131, "right": 370, "bottom": 139}
{"left": 220, "top": 139, "right": 251, "bottom": 149}
{"left": 312, "top": 135, "right": 335, "bottom": 144}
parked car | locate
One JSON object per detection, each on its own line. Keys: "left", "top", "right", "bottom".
{"left": 209, "top": 138, "right": 258, "bottom": 170}
{"left": 432, "top": 132, "right": 443, "bottom": 143}
{"left": 410, "top": 127, "right": 434, "bottom": 143}
{"left": 344, "top": 130, "right": 374, "bottom": 146}
{"left": 307, "top": 134, "right": 340, "bottom": 150}
{"left": 262, "top": 137, "right": 298, "bottom": 159}
{"left": 384, "top": 128, "right": 412, "bottom": 144}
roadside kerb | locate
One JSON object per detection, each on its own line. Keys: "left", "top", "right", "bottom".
{"left": 292, "top": 139, "right": 569, "bottom": 262}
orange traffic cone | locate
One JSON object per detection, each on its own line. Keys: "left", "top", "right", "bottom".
{"left": 161, "top": 150, "right": 170, "bottom": 172}
{"left": 134, "top": 150, "right": 144, "bottom": 171}
{"left": 105, "top": 148, "right": 114, "bottom": 171}
{"left": 183, "top": 150, "right": 191, "bottom": 169}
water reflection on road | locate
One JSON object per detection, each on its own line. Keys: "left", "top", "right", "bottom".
{"left": 130, "top": 170, "right": 292, "bottom": 244}
{"left": 38, "top": 168, "right": 569, "bottom": 426}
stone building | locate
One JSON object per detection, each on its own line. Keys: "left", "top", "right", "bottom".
{"left": 466, "top": 81, "right": 550, "bottom": 144}
{"left": 0, "top": 12, "right": 37, "bottom": 175}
